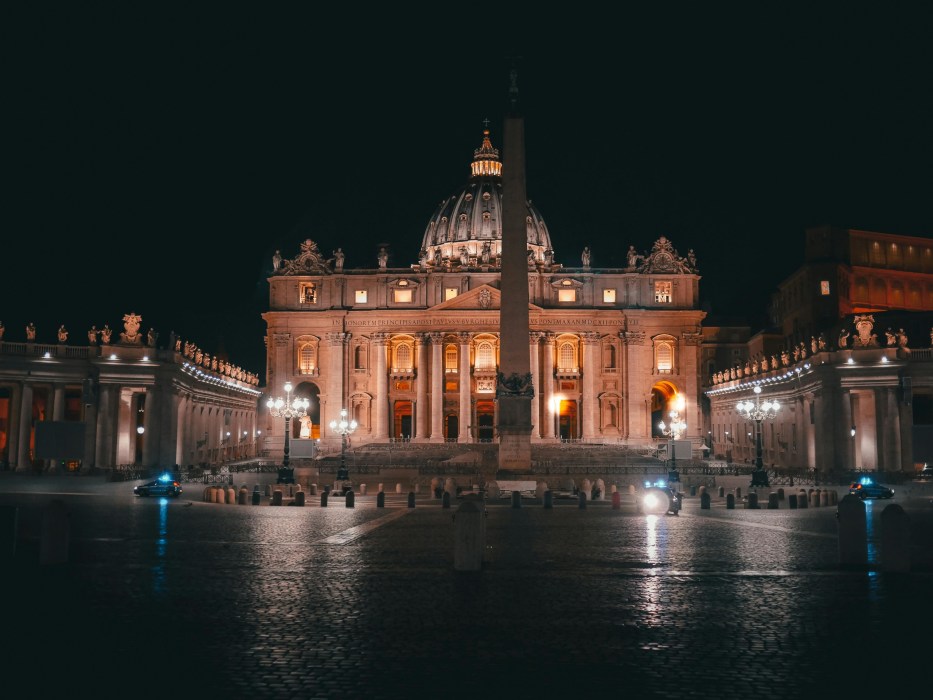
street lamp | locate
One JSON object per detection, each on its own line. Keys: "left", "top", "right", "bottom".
{"left": 736, "top": 386, "right": 780, "bottom": 488}
{"left": 329, "top": 408, "right": 357, "bottom": 486}
{"left": 658, "top": 396, "right": 686, "bottom": 440}
{"left": 266, "top": 382, "right": 309, "bottom": 484}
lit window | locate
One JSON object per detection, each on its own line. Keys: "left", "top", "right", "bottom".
{"left": 656, "top": 342, "right": 673, "bottom": 372}
{"left": 820, "top": 280, "right": 830, "bottom": 296}
{"left": 558, "top": 342, "right": 576, "bottom": 371}
{"left": 603, "top": 289, "right": 616, "bottom": 303}
{"left": 394, "top": 289, "right": 413, "bottom": 303}
{"left": 355, "top": 290, "right": 368, "bottom": 303}
{"left": 445, "top": 345, "right": 458, "bottom": 372}
{"left": 558, "top": 289, "right": 576, "bottom": 302}
{"left": 476, "top": 342, "right": 495, "bottom": 370}
{"left": 299, "top": 344, "right": 316, "bottom": 374}
{"left": 300, "top": 283, "right": 317, "bottom": 304}
{"left": 395, "top": 344, "right": 413, "bottom": 370}
{"left": 654, "top": 281, "right": 672, "bottom": 303}
{"left": 445, "top": 288, "right": 458, "bottom": 301}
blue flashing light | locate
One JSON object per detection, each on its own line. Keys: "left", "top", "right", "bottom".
{"left": 859, "top": 477, "right": 873, "bottom": 486}
{"left": 159, "top": 473, "right": 172, "bottom": 483}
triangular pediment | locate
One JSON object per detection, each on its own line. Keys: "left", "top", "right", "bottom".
{"left": 429, "top": 283, "right": 543, "bottom": 312}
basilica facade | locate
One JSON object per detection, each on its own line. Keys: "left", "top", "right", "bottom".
{"left": 263, "top": 129, "right": 707, "bottom": 455}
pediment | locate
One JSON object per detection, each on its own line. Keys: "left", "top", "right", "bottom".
{"left": 429, "top": 283, "right": 543, "bottom": 312}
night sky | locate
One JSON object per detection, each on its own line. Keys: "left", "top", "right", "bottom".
{"left": 6, "top": 7, "right": 931, "bottom": 377}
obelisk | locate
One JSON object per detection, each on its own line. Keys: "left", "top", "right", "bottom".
{"left": 496, "top": 66, "right": 533, "bottom": 472}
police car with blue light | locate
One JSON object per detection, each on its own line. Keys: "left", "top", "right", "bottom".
{"left": 848, "top": 477, "right": 894, "bottom": 500}
{"left": 134, "top": 473, "right": 183, "bottom": 497}
{"left": 642, "top": 478, "right": 682, "bottom": 515}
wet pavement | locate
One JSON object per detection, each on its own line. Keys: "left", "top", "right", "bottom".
{"left": 2, "top": 473, "right": 932, "bottom": 699}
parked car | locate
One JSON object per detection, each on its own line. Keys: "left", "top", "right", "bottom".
{"left": 848, "top": 478, "right": 894, "bottom": 499}
{"left": 916, "top": 465, "right": 933, "bottom": 481}
{"left": 134, "top": 475, "right": 183, "bottom": 497}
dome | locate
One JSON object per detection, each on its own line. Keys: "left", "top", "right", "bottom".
{"left": 418, "top": 128, "right": 554, "bottom": 268}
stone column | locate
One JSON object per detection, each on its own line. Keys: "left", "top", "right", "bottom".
{"left": 458, "top": 333, "right": 471, "bottom": 442}
{"left": 48, "top": 383, "right": 65, "bottom": 473}
{"left": 15, "top": 383, "right": 33, "bottom": 472}
{"left": 142, "top": 385, "right": 161, "bottom": 468}
{"left": 82, "top": 392, "right": 98, "bottom": 472}
{"left": 836, "top": 390, "right": 854, "bottom": 472}
{"left": 878, "top": 388, "right": 901, "bottom": 472}
{"left": 415, "top": 334, "right": 429, "bottom": 441}
{"left": 429, "top": 332, "right": 444, "bottom": 442}
{"left": 7, "top": 383, "right": 22, "bottom": 470}
{"left": 621, "top": 330, "right": 650, "bottom": 439}
{"left": 529, "top": 332, "right": 542, "bottom": 438}
{"left": 373, "top": 333, "right": 389, "bottom": 439}
{"left": 581, "top": 333, "right": 599, "bottom": 440}
{"left": 541, "top": 333, "right": 555, "bottom": 439}
{"left": 95, "top": 384, "right": 116, "bottom": 469}
{"left": 897, "top": 386, "right": 913, "bottom": 472}
{"left": 326, "top": 331, "right": 349, "bottom": 427}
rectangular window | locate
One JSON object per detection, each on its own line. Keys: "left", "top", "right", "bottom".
{"left": 300, "top": 283, "right": 317, "bottom": 304}
{"left": 654, "top": 281, "right": 672, "bottom": 303}
{"left": 558, "top": 289, "right": 576, "bottom": 302}
{"left": 602, "top": 289, "right": 616, "bottom": 303}
{"left": 820, "top": 280, "right": 831, "bottom": 295}
{"left": 393, "top": 289, "right": 413, "bottom": 303}
{"left": 445, "top": 288, "right": 458, "bottom": 301}
{"left": 355, "top": 290, "right": 368, "bottom": 303}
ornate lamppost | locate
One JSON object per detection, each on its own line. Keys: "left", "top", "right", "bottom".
{"left": 266, "top": 382, "right": 309, "bottom": 484}
{"left": 329, "top": 408, "right": 357, "bottom": 486}
{"left": 736, "top": 385, "right": 780, "bottom": 488}
{"left": 658, "top": 395, "right": 687, "bottom": 482}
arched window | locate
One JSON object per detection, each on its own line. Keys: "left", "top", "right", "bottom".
{"left": 354, "top": 345, "right": 366, "bottom": 370}
{"left": 603, "top": 343, "right": 617, "bottom": 369}
{"left": 558, "top": 342, "right": 576, "bottom": 371}
{"left": 395, "top": 344, "right": 412, "bottom": 370}
{"left": 476, "top": 342, "right": 495, "bottom": 370}
{"left": 298, "top": 343, "right": 316, "bottom": 374}
{"left": 656, "top": 342, "right": 673, "bottom": 373}
{"left": 445, "top": 345, "right": 458, "bottom": 372}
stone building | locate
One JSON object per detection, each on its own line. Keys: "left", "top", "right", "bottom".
{"left": 705, "top": 226, "right": 933, "bottom": 474}
{"left": 262, "top": 128, "right": 707, "bottom": 456}
{"left": 0, "top": 314, "right": 261, "bottom": 473}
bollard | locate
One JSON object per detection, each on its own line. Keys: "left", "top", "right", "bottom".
{"left": 578, "top": 492, "right": 587, "bottom": 509}
{"left": 690, "top": 485, "right": 697, "bottom": 497}
{"left": 612, "top": 491, "right": 621, "bottom": 510}
{"left": 767, "top": 492, "right": 779, "bottom": 509}
{"left": 746, "top": 492, "right": 759, "bottom": 509}
{"left": 40, "top": 499, "right": 70, "bottom": 566}
{"left": 408, "top": 491, "right": 416, "bottom": 508}
{"left": 346, "top": 490, "right": 355, "bottom": 508}
{"left": 376, "top": 491, "right": 385, "bottom": 508}
{"left": 808, "top": 489, "right": 817, "bottom": 507}
{"left": 1, "top": 505, "right": 18, "bottom": 558}
{"left": 396, "top": 483, "right": 402, "bottom": 494}
{"left": 881, "top": 504, "right": 911, "bottom": 573}
{"left": 272, "top": 489, "right": 283, "bottom": 506}
{"left": 359, "top": 484, "right": 367, "bottom": 496}
{"left": 295, "top": 491, "right": 305, "bottom": 506}
{"left": 726, "top": 493, "right": 735, "bottom": 509}
{"left": 442, "top": 492, "right": 451, "bottom": 509}
{"left": 777, "top": 487, "right": 785, "bottom": 501}
{"left": 735, "top": 487, "right": 742, "bottom": 500}
{"left": 252, "top": 486, "right": 261, "bottom": 505}
{"left": 310, "top": 483, "right": 318, "bottom": 495}
{"left": 511, "top": 491, "right": 522, "bottom": 509}
{"left": 788, "top": 493, "right": 798, "bottom": 509}
{"left": 828, "top": 489, "right": 838, "bottom": 506}
{"left": 544, "top": 490, "right": 553, "bottom": 509}
{"left": 819, "top": 489, "right": 829, "bottom": 507}
{"left": 700, "top": 492, "right": 711, "bottom": 510}
{"left": 226, "top": 487, "right": 236, "bottom": 504}
{"left": 837, "top": 494, "right": 867, "bottom": 567}
{"left": 453, "top": 500, "right": 485, "bottom": 572}
{"left": 718, "top": 486, "right": 725, "bottom": 498}
{"left": 238, "top": 487, "right": 248, "bottom": 505}
{"left": 798, "top": 489, "right": 808, "bottom": 509}
{"left": 321, "top": 492, "right": 329, "bottom": 507}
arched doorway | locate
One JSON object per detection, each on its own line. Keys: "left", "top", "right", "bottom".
{"left": 293, "top": 382, "right": 320, "bottom": 439}
{"left": 445, "top": 413, "right": 458, "bottom": 440}
{"left": 650, "top": 381, "right": 680, "bottom": 439}
{"left": 558, "top": 399, "right": 577, "bottom": 440}
{"left": 476, "top": 400, "right": 495, "bottom": 441}
{"left": 393, "top": 400, "right": 413, "bottom": 439}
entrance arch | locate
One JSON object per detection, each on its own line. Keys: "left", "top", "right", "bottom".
{"left": 393, "top": 400, "right": 413, "bottom": 439}
{"left": 650, "top": 381, "right": 680, "bottom": 439}
{"left": 476, "top": 399, "right": 495, "bottom": 442}
{"left": 292, "top": 382, "right": 320, "bottom": 439}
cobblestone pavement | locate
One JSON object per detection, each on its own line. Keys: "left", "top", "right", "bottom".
{"left": 2, "top": 474, "right": 932, "bottom": 699}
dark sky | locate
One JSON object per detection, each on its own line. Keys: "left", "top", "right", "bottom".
{"left": 6, "top": 6, "right": 932, "bottom": 376}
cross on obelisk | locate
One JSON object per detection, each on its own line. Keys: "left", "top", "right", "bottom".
{"left": 496, "top": 63, "right": 533, "bottom": 473}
